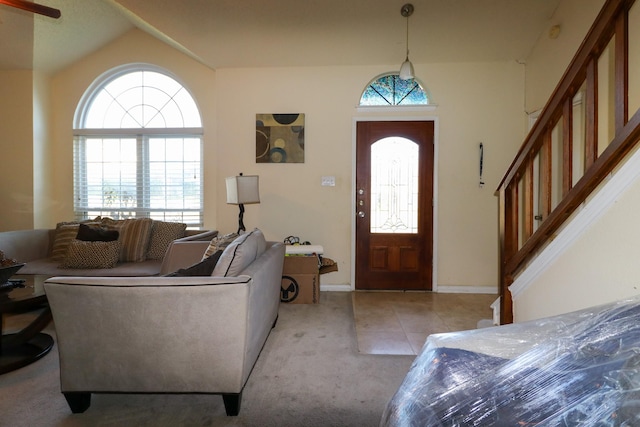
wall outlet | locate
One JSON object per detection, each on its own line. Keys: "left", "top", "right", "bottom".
{"left": 321, "top": 176, "right": 336, "bottom": 186}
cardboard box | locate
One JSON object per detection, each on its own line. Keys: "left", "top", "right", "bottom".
{"left": 280, "top": 255, "right": 320, "bottom": 304}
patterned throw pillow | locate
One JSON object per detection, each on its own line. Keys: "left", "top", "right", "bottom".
{"left": 201, "top": 232, "right": 239, "bottom": 260}
{"left": 147, "top": 221, "right": 187, "bottom": 260}
{"left": 51, "top": 224, "right": 81, "bottom": 262}
{"left": 111, "top": 218, "right": 154, "bottom": 262}
{"left": 60, "top": 240, "right": 121, "bottom": 269}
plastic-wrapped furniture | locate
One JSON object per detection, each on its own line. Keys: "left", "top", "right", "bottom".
{"left": 45, "top": 231, "right": 284, "bottom": 416}
{"left": 381, "top": 295, "right": 640, "bottom": 426}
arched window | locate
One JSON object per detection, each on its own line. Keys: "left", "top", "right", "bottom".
{"left": 73, "top": 65, "right": 203, "bottom": 227}
{"left": 359, "top": 73, "right": 430, "bottom": 106}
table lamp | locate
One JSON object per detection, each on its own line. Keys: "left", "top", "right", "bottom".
{"left": 226, "top": 173, "right": 260, "bottom": 234}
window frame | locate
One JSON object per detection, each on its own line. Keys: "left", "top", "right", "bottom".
{"left": 357, "top": 73, "right": 437, "bottom": 113}
{"left": 73, "top": 64, "right": 204, "bottom": 227}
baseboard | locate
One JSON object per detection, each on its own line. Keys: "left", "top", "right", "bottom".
{"left": 320, "top": 283, "right": 352, "bottom": 292}
{"left": 319, "top": 284, "right": 498, "bottom": 294}
{"left": 436, "top": 285, "right": 498, "bottom": 294}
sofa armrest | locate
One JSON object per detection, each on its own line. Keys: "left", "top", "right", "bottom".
{"left": 159, "top": 240, "right": 211, "bottom": 275}
{"left": 179, "top": 230, "right": 219, "bottom": 242}
{"left": 0, "top": 229, "right": 53, "bottom": 262}
{"left": 158, "top": 230, "right": 218, "bottom": 275}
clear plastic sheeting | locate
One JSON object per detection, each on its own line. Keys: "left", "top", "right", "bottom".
{"left": 380, "top": 296, "right": 640, "bottom": 426}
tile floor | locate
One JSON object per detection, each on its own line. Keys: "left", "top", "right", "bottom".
{"left": 352, "top": 291, "right": 497, "bottom": 355}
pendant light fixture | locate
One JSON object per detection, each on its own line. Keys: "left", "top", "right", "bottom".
{"left": 399, "top": 3, "right": 415, "bottom": 80}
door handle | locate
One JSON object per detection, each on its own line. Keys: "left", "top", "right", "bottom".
{"left": 358, "top": 211, "right": 365, "bottom": 218}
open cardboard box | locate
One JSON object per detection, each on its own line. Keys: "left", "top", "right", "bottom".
{"left": 281, "top": 255, "right": 320, "bottom": 304}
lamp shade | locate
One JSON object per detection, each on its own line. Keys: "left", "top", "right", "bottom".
{"left": 226, "top": 175, "right": 260, "bottom": 205}
{"left": 399, "top": 59, "right": 414, "bottom": 80}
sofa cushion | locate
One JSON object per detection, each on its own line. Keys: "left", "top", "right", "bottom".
{"left": 164, "top": 250, "right": 224, "bottom": 277}
{"left": 51, "top": 224, "right": 81, "bottom": 262}
{"left": 202, "top": 232, "right": 239, "bottom": 260}
{"left": 253, "top": 229, "right": 267, "bottom": 258}
{"left": 147, "top": 221, "right": 187, "bottom": 260}
{"left": 76, "top": 223, "right": 119, "bottom": 242}
{"left": 212, "top": 229, "right": 266, "bottom": 277}
{"left": 60, "top": 239, "right": 121, "bottom": 269}
{"left": 112, "top": 218, "right": 154, "bottom": 262}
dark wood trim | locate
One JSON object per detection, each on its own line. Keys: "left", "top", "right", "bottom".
{"left": 585, "top": 59, "right": 598, "bottom": 169}
{"left": 562, "top": 99, "right": 574, "bottom": 197}
{"left": 615, "top": 11, "right": 629, "bottom": 132}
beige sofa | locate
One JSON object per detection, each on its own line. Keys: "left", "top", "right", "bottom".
{"left": 0, "top": 224, "right": 218, "bottom": 277}
{"left": 44, "top": 230, "right": 285, "bottom": 416}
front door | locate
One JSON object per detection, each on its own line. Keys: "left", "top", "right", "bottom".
{"left": 355, "top": 121, "right": 434, "bottom": 290}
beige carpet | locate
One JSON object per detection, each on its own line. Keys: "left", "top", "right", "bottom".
{"left": 0, "top": 292, "right": 414, "bottom": 427}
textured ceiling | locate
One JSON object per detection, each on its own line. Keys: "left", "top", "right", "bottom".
{"left": 0, "top": 0, "right": 562, "bottom": 73}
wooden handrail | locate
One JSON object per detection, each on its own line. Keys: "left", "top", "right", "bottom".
{"left": 496, "top": 0, "right": 638, "bottom": 324}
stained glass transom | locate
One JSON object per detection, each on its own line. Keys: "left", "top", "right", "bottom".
{"left": 370, "top": 137, "right": 419, "bottom": 233}
{"left": 360, "top": 74, "right": 429, "bottom": 106}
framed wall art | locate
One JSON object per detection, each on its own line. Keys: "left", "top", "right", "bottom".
{"left": 256, "top": 113, "right": 305, "bottom": 163}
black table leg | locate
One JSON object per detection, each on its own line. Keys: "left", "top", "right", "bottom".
{"left": 0, "top": 307, "right": 54, "bottom": 374}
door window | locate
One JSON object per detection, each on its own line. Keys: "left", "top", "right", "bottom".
{"left": 370, "top": 137, "right": 419, "bottom": 234}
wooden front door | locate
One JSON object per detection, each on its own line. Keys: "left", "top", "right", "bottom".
{"left": 355, "top": 121, "right": 434, "bottom": 290}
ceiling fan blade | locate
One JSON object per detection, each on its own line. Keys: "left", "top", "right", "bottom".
{"left": 0, "top": 0, "right": 61, "bottom": 19}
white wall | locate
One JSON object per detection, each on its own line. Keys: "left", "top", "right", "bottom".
{"left": 0, "top": 70, "right": 34, "bottom": 231}
{"left": 198, "top": 60, "right": 524, "bottom": 290}
{"left": 524, "top": 0, "right": 605, "bottom": 113}
{"left": 33, "top": 70, "right": 53, "bottom": 228}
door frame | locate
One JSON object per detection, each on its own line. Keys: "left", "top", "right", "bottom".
{"left": 351, "top": 115, "right": 440, "bottom": 292}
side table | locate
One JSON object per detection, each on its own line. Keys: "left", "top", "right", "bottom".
{"left": 0, "top": 275, "right": 53, "bottom": 374}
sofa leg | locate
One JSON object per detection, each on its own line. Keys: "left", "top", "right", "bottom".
{"left": 63, "top": 392, "right": 91, "bottom": 413}
{"left": 222, "top": 392, "right": 242, "bottom": 416}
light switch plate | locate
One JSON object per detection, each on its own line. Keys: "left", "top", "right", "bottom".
{"left": 321, "top": 176, "right": 336, "bottom": 186}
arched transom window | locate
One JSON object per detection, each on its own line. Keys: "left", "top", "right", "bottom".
{"left": 359, "top": 74, "right": 429, "bottom": 106}
{"left": 74, "top": 66, "right": 203, "bottom": 226}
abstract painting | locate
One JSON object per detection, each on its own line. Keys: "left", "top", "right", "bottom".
{"left": 256, "top": 113, "right": 305, "bottom": 163}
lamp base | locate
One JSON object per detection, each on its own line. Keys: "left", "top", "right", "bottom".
{"left": 237, "top": 204, "right": 246, "bottom": 234}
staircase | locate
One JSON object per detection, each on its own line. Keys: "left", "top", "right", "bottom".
{"left": 496, "top": 0, "right": 640, "bottom": 323}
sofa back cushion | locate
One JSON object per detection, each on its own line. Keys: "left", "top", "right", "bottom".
{"left": 146, "top": 221, "right": 187, "bottom": 260}
{"left": 51, "top": 224, "right": 81, "bottom": 262}
{"left": 50, "top": 220, "right": 101, "bottom": 261}
{"left": 111, "top": 218, "right": 154, "bottom": 262}
{"left": 212, "top": 229, "right": 266, "bottom": 277}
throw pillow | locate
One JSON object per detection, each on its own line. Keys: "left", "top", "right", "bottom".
{"left": 212, "top": 228, "right": 266, "bottom": 277}
{"left": 50, "top": 224, "right": 81, "bottom": 262}
{"left": 164, "top": 250, "right": 223, "bottom": 277}
{"left": 147, "top": 221, "right": 187, "bottom": 260}
{"left": 76, "top": 223, "right": 119, "bottom": 242}
{"left": 60, "top": 240, "right": 121, "bottom": 269}
{"left": 112, "top": 218, "right": 154, "bottom": 262}
{"left": 202, "top": 232, "right": 239, "bottom": 260}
